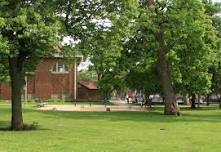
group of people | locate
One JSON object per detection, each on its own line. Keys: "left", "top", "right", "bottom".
{"left": 126, "top": 93, "right": 152, "bottom": 108}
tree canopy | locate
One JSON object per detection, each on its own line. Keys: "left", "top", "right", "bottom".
{"left": 0, "top": 0, "right": 60, "bottom": 130}
{"left": 0, "top": 0, "right": 221, "bottom": 131}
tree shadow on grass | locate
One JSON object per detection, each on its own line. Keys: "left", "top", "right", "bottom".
{"left": 180, "top": 106, "right": 220, "bottom": 111}
{"left": 0, "top": 121, "right": 50, "bottom": 132}
{"left": 38, "top": 109, "right": 221, "bottom": 124}
{"left": 0, "top": 121, "right": 10, "bottom": 131}
{"left": 0, "top": 127, "right": 50, "bottom": 132}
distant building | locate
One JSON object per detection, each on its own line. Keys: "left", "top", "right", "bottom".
{"left": 77, "top": 81, "right": 103, "bottom": 100}
{"left": 0, "top": 56, "right": 80, "bottom": 100}
{"left": 0, "top": 56, "right": 105, "bottom": 101}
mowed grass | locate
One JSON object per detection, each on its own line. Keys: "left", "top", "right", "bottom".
{"left": 0, "top": 103, "right": 220, "bottom": 152}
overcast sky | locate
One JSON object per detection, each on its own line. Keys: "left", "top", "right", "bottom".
{"left": 214, "top": 0, "right": 221, "bottom": 2}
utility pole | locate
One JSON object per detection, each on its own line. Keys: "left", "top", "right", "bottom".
{"left": 73, "top": 59, "right": 77, "bottom": 100}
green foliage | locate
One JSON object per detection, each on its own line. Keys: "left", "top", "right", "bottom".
{"left": 0, "top": 0, "right": 220, "bottom": 103}
{"left": 76, "top": 0, "right": 221, "bottom": 98}
{"left": 122, "top": 0, "right": 220, "bottom": 96}
{"left": 210, "top": 63, "right": 221, "bottom": 94}
{"left": 62, "top": 0, "right": 140, "bottom": 97}
{"left": 203, "top": 0, "right": 221, "bottom": 16}
{"left": 78, "top": 69, "right": 98, "bottom": 82}
{"left": 0, "top": 63, "right": 9, "bottom": 82}
{"left": 0, "top": 0, "right": 61, "bottom": 81}
{"left": 161, "top": 0, "right": 219, "bottom": 95}
{"left": 204, "top": 0, "right": 221, "bottom": 95}
{"left": 0, "top": 1, "right": 62, "bottom": 129}
{"left": 121, "top": 33, "right": 160, "bottom": 94}
{"left": 53, "top": 0, "right": 138, "bottom": 41}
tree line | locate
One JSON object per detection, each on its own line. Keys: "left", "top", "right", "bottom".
{"left": 85, "top": 0, "right": 221, "bottom": 114}
{"left": 0, "top": 0, "right": 220, "bottom": 130}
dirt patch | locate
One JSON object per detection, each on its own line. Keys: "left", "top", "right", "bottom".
{"left": 37, "top": 104, "right": 150, "bottom": 112}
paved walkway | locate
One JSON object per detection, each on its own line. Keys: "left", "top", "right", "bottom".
{"left": 37, "top": 103, "right": 150, "bottom": 112}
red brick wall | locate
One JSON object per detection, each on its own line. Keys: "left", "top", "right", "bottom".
{"left": 0, "top": 58, "right": 104, "bottom": 101}
{"left": 0, "top": 83, "right": 11, "bottom": 100}
{"left": 77, "top": 84, "right": 103, "bottom": 100}
{"left": 0, "top": 58, "right": 76, "bottom": 100}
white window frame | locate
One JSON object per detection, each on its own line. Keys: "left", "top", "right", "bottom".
{"left": 51, "top": 62, "right": 69, "bottom": 74}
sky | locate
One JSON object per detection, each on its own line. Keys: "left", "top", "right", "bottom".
{"left": 214, "top": 0, "right": 221, "bottom": 2}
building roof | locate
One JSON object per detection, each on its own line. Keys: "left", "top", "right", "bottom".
{"left": 52, "top": 45, "right": 83, "bottom": 60}
{"left": 79, "top": 81, "right": 98, "bottom": 90}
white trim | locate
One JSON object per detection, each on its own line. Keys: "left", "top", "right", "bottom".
{"left": 51, "top": 62, "right": 69, "bottom": 74}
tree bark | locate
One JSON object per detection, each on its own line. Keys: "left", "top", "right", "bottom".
{"left": 9, "top": 57, "right": 25, "bottom": 130}
{"left": 156, "top": 31, "right": 180, "bottom": 115}
{"left": 205, "top": 94, "right": 210, "bottom": 106}
{"left": 191, "top": 94, "right": 196, "bottom": 109}
{"left": 148, "top": 0, "right": 180, "bottom": 115}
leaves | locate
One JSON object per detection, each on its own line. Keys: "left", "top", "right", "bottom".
{"left": 0, "top": 0, "right": 61, "bottom": 81}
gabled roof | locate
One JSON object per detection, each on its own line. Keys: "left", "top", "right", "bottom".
{"left": 79, "top": 81, "right": 98, "bottom": 90}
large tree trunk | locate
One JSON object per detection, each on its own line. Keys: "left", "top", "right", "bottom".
{"left": 156, "top": 31, "right": 180, "bottom": 115}
{"left": 147, "top": 0, "right": 180, "bottom": 115}
{"left": 191, "top": 94, "right": 196, "bottom": 109}
{"left": 9, "top": 57, "right": 25, "bottom": 130}
{"left": 205, "top": 94, "right": 210, "bottom": 106}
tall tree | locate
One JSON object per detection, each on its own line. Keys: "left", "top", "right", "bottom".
{"left": 144, "top": 0, "right": 180, "bottom": 115}
{"left": 203, "top": 0, "right": 221, "bottom": 108}
{"left": 123, "top": 0, "right": 219, "bottom": 115}
{"left": 170, "top": 0, "right": 220, "bottom": 109}
{"left": 0, "top": 0, "right": 60, "bottom": 130}
{"left": 54, "top": 0, "right": 139, "bottom": 98}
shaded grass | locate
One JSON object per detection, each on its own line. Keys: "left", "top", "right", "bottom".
{"left": 0, "top": 103, "right": 220, "bottom": 152}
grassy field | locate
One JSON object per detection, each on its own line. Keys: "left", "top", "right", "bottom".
{"left": 0, "top": 103, "right": 220, "bottom": 152}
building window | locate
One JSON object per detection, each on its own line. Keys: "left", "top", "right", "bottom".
{"left": 52, "top": 62, "right": 69, "bottom": 73}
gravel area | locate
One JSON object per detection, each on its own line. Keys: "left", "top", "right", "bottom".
{"left": 37, "top": 104, "right": 150, "bottom": 112}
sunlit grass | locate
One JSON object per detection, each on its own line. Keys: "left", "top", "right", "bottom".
{"left": 0, "top": 103, "right": 220, "bottom": 152}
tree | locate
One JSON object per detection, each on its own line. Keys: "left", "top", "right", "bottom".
{"left": 118, "top": 0, "right": 219, "bottom": 115}
{"left": 53, "top": 0, "right": 138, "bottom": 44}
{"left": 0, "top": 1, "right": 60, "bottom": 130}
{"left": 143, "top": 0, "right": 181, "bottom": 115}
{"left": 78, "top": 68, "right": 98, "bottom": 82}
{"left": 203, "top": 0, "right": 221, "bottom": 108}
{"left": 121, "top": 26, "right": 161, "bottom": 97}
{"left": 0, "top": 64, "right": 8, "bottom": 82}
{"left": 83, "top": 30, "right": 132, "bottom": 99}
{"left": 209, "top": 62, "right": 221, "bottom": 108}
{"left": 54, "top": 0, "right": 139, "bottom": 99}
{"left": 159, "top": 0, "right": 219, "bottom": 109}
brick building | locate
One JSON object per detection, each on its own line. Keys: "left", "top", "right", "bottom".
{"left": 0, "top": 57, "right": 79, "bottom": 100}
{"left": 77, "top": 81, "right": 103, "bottom": 100}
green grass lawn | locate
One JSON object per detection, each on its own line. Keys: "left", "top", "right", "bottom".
{"left": 0, "top": 103, "right": 220, "bottom": 152}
